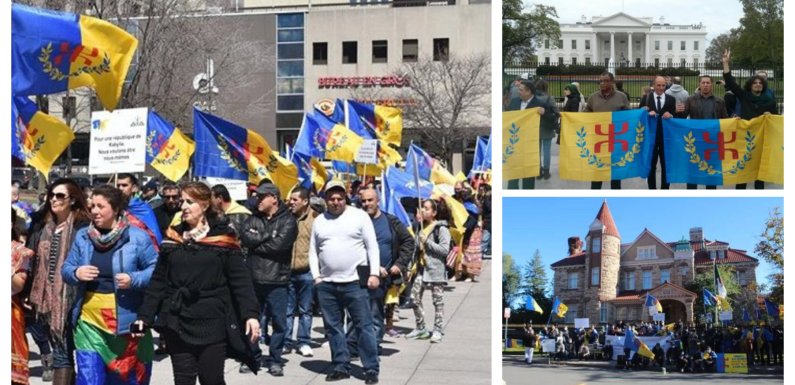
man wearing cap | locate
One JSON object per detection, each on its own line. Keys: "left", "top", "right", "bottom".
{"left": 309, "top": 181, "right": 381, "bottom": 384}
{"left": 141, "top": 179, "right": 162, "bottom": 209}
{"left": 211, "top": 184, "right": 251, "bottom": 237}
{"left": 239, "top": 183, "right": 298, "bottom": 377}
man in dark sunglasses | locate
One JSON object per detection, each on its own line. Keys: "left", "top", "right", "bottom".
{"left": 153, "top": 182, "right": 182, "bottom": 236}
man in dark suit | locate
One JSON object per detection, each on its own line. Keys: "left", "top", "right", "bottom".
{"left": 644, "top": 76, "right": 677, "bottom": 189}
{"left": 506, "top": 80, "right": 553, "bottom": 190}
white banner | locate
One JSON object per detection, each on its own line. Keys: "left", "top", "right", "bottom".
{"left": 720, "top": 311, "right": 733, "bottom": 321}
{"left": 540, "top": 338, "right": 556, "bottom": 353}
{"left": 604, "top": 335, "right": 673, "bottom": 360}
{"left": 574, "top": 318, "right": 590, "bottom": 329}
{"left": 355, "top": 139, "right": 379, "bottom": 164}
{"left": 653, "top": 313, "right": 666, "bottom": 322}
{"left": 204, "top": 177, "right": 248, "bottom": 202}
{"left": 89, "top": 108, "right": 148, "bottom": 175}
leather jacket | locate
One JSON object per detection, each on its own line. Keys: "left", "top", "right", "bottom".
{"left": 240, "top": 203, "right": 297, "bottom": 285}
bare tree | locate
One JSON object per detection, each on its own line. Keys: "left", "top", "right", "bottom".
{"left": 390, "top": 54, "right": 491, "bottom": 167}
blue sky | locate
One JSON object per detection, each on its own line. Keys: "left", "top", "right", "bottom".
{"left": 503, "top": 197, "right": 782, "bottom": 293}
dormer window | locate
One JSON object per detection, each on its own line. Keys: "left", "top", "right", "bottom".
{"left": 637, "top": 245, "right": 657, "bottom": 260}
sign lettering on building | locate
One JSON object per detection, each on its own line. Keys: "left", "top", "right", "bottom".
{"left": 318, "top": 75, "right": 410, "bottom": 89}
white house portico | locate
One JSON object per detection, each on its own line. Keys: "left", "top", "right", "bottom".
{"left": 538, "top": 12, "right": 707, "bottom": 68}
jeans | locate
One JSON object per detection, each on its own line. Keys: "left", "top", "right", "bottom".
{"left": 539, "top": 138, "right": 552, "bottom": 170}
{"left": 252, "top": 283, "right": 288, "bottom": 366}
{"left": 26, "top": 319, "right": 51, "bottom": 355}
{"left": 316, "top": 281, "right": 379, "bottom": 374}
{"left": 284, "top": 271, "right": 314, "bottom": 349}
{"left": 481, "top": 229, "right": 491, "bottom": 256}
{"left": 507, "top": 178, "right": 535, "bottom": 189}
{"left": 347, "top": 283, "right": 387, "bottom": 351}
{"left": 164, "top": 330, "right": 226, "bottom": 385}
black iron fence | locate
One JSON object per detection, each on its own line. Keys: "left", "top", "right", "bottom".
{"left": 503, "top": 62, "right": 784, "bottom": 113}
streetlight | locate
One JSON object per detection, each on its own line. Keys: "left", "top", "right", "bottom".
{"left": 193, "top": 57, "right": 219, "bottom": 112}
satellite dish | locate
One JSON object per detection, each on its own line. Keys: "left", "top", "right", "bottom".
{"left": 193, "top": 73, "right": 209, "bottom": 93}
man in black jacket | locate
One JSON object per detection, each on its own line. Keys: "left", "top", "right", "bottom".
{"left": 644, "top": 76, "right": 677, "bottom": 189}
{"left": 239, "top": 183, "right": 298, "bottom": 377}
{"left": 347, "top": 189, "right": 415, "bottom": 352}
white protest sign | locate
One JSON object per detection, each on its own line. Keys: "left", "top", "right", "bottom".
{"left": 89, "top": 108, "right": 148, "bottom": 175}
{"left": 355, "top": 139, "right": 379, "bottom": 164}
{"left": 574, "top": 318, "right": 590, "bottom": 329}
{"left": 541, "top": 338, "right": 556, "bottom": 353}
{"left": 503, "top": 307, "right": 511, "bottom": 319}
{"left": 605, "top": 335, "right": 673, "bottom": 360}
{"left": 653, "top": 313, "right": 666, "bottom": 322}
{"left": 205, "top": 177, "right": 248, "bottom": 202}
{"left": 720, "top": 311, "right": 733, "bottom": 321}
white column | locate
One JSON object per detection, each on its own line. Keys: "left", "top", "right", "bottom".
{"left": 610, "top": 32, "right": 615, "bottom": 64}
{"left": 628, "top": 32, "right": 633, "bottom": 66}
{"left": 592, "top": 32, "right": 598, "bottom": 64}
{"left": 645, "top": 34, "right": 650, "bottom": 65}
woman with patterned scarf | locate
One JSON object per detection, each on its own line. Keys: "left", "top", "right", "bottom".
{"left": 134, "top": 182, "right": 261, "bottom": 384}
{"left": 61, "top": 185, "right": 158, "bottom": 385}
{"left": 27, "top": 178, "right": 91, "bottom": 385}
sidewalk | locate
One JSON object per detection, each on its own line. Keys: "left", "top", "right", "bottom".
{"left": 27, "top": 260, "right": 492, "bottom": 385}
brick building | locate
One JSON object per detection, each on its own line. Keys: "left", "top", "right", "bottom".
{"left": 551, "top": 200, "right": 759, "bottom": 325}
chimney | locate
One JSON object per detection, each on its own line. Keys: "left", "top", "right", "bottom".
{"left": 568, "top": 236, "right": 583, "bottom": 256}
{"left": 689, "top": 227, "right": 703, "bottom": 243}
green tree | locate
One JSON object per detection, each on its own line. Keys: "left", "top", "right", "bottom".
{"left": 730, "top": 0, "right": 784, "bottom": 67}
{"left": 706, "top": 32, "right": 738, "bottom": 65}
{"left": 518, "top": 250, "right": 552, "bottom": 324}
{"left": 503, "top": 253, "right": 522, "bottom": 308}
{"left": 755, "top": 207, "right": 783, "bottom": 303}
{"left": 685, "top": 264, "right": 741, "bottom": 324}
{"left": 503, "top": 1, "right": 560, "bottom": 64}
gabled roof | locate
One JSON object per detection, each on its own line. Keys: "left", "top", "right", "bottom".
{"left": 621, "top": 228, "right": 675, "bottom": 258}
{"left": 665, "top": 239, "right": 760, "bottom": 266}
{"left": 551, "top": 252, "right": 586, "bottom": 268}
{"left": 595, "top": 200, "right": 620, "bottom": 238}
{"left": 610, "top": 282, "right": 696, "bottom": 303}
{"left": 591, "top": 12, "right": 652, "bottom": 28}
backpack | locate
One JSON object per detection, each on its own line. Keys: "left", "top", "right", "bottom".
{"left": 432, "top": 223, "right": 458, "bottom": 268}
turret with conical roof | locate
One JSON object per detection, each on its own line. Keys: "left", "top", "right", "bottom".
{"left": 583, "top": 200, "right": 622, "bottom": 324}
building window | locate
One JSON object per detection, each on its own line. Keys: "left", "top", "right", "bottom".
{"left": 667, "top": 58, "right": 673, "bottom": 67}
{"left": 571, "top": 57, "right": 577, "bottom": 65}
{"left": 568, "top": 272, "right": 578, "bottom": 289}
{"left": 637, "top": 246, "right": 657, "bottom": 260}
{"left": 277, "top": 95, "right": 303, "bottom": 110}
{"left": 654, "top": 58, "right": 660, "bottom": 67}
{"left": 313, "top": 43, "right": 328, "bottom": 65}
{"left": 277, "top": 61, "right": 303, "bottom": 77}
{"left": 592, "top": 238, "right": 601, "bottom": 253}
{"left": 693, "top": 58, "right": 698, "bottom": 67}
{"left": 278, "top": 30, "right": 304, "bottom": 42}
{"left": 545, "top": 39, "right": 550, "bottom": 49}
{"left": 694, "top": 41, "right": 699, "bottom": 50}
{"left": 402, "top": 39, "right": 418, "bottom": 62}
{"left": 591, "top": 267, "right": 600, "bottom": 286}
{"left": 545, "top": 57, "right": 550, "bottom": 65}
{"left": 558, "top": 57, "right": 564, "bottom": 66}
{"left": 585, "top": 57, "right": 591, "bottom": 65}
{"left": 277, "top": 13, "right": 304, "bottom": 28}
{"left": 278, "top": 44, "right": 303, "bottom": 60}
{"left": 585, "top": 39, "right": 590, "bottom": 50}
{"left": 681, "top": 41, "right": 686, "bottom": 50}
{"left": 277, "top": 78, "right": 304, "bottom": 94}
{"left": 667, "top": 41, "right": 673, "bottom": 50}
{"left": 277, "top": 13, "right": 304, "bottom": 113}
{"left": 600, "top": 305, "right": 608, "bottom": 323}
{"left": 433, "top": 38, "right": 449, "bottom": 61}
{"left": 572, "top": 39, "right": 577, "bottom": 49}
{"left": 680, "top": 58, "right": 686, "bottom": 67}
{"left": 342, "top": 41, "right": 358, "bottom": 64}
{"left": 558, "top": 39, "right": 563, "bottom": 49}
{"left": 710, "top": 250, "right": 716, "bottom": 260}
{"left": 565, "top": 305, "right": 578, "bottom": 324}
{"left": 642, "top": 271, "right": 652, "bottom": 289}
{"left": 624, "top": 271, "right": 635, "bottom": 290}
{"left": 655, "top": 40, "right": 660, "bottom": 50}
{"left": 372, "top": 40, "right": 388, "bottom": 63}
{"left": 679, "top": 266, "right": 689, "bottom": 277}
{"left": 661, "top": 269, "right": 671, "bottom": 284}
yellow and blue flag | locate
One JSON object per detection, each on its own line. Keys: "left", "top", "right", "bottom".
{"left": 645, "top": 293, "right": 663, "bottom": 314}
{"left": 314, "top": 98, "right": 345, "bottom": 125}
{"left": 431, "top": 162, "right": 458, "bottom": 186}
{"left": 292, "top": 152, "right": 330, "bottom": 192}
{"left": 525, "top": 296, "right": 543, "bottom": 314}
{"left": 406, "top": 143, "right": 434, "bottom": 181}
{"left": 193, "top": 108, "right": 298, "bottom": 199}
{"left": 483, "top": 136, "right": 492, "bottom": 170}
{"left": 385, "top": 166, "right": 433, "bottom": 199}
{"left": 12, "top": 96, "right": 75, "bottom": 179}
{"left": 703, "top": 288, "right": 718, "bottom": 307}
{"left": 551, "top": 297, "right": 568, "bottom": 318}
{"left": 559, "top": 109, "right": 655, "bottom": 181}
{"left": 757, "top": 115, "right": 783, "bottom": 185}
{"left": 146, "top": 111, "right": 194, "bottom": 182}
{"left": 380, "top": 169, "right": 412, "bottom": 227}
{"left": 663, "top": 115, "right": 770, "bottom": 186}
{"left": 295, "top": 111, "right": 364, "bottom": 163}
{"left": 764, "top": 298, "right": 780, "bottom": 319}
{"left": 714, "top": 261, "right": 728, "bottom": 298}
{"left": 469, "top": 136, "right": 490, "bottom": 177}
{"left": 503, "top": 108, "right": 541, "bottom": 181}
{"left": 634, "top": 337, "right": 655, "bottom": 359}
{"left": 346, "top": 100, "right": 403, "bottom": 146}
{"left": 12, "top": 4, "right": 138, "bottom": 111}
{"left": 332, "top": 160, "right": 357, "bottom": 174}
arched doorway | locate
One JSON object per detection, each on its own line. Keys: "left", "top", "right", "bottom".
{"left": 660, "top": 299, "right": 687, "bottom": 324}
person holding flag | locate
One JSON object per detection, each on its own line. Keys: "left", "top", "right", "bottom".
{"left": 521, "top": 323, "right": 538, "bottom": 365}
{"left": 550, "top": 297, "right": 568, "bottom": 322}
{"left": 646, "top": 293, "right": 663, "bottom": 315}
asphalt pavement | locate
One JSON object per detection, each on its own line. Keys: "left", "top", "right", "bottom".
{"left": 26, "top": 260, "right": 492, "bottom": 385}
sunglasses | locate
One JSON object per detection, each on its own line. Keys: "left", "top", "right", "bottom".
{"left": 163, "top": 195, "right": 181, "bottom": 201}
{"left": 48, "top": 192, "right": 70, "bottom": 201}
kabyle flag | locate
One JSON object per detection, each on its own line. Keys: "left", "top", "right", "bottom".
{"left": 503, "top": 108, "right": 540, "bottom": 181}
{"left": 559, "top": 109, "right": 655, "bottom": 181}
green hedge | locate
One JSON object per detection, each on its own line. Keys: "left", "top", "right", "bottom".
{"left": 535, "top": 65, "right": 700, "bottom": 77}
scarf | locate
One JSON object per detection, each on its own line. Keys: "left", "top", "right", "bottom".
{"left": 87, "top": 214, "right": 130, "bottom": 252}
{"left": 165, "top": 217, "right": 239, "bottom": 249}
{"left": 29, "top": 214, "right": 77, "bottom": 343}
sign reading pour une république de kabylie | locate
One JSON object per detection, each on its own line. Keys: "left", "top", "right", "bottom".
{"left": 89, "top": 108, "right": 148, "bottom": 175}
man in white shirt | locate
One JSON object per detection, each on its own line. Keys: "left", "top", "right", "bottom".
{"left": 309, "top": 180, "right": 380, "bottom": 384}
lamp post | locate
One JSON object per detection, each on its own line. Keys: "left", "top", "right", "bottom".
{"left": 193, "top": 56, "right": 219, "bottom": 112}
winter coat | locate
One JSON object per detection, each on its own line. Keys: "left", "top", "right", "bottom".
{"left": 240, "top": 203, "right": 298, "bottom": 285}
{"left": 61, "top": 225, "right": 158, "bottom": 336}
{"left": 665, "top": 84, "right": 690, "bottom": 105}
{"left": 422, "top": 220, "right": 450, "bottom": 283}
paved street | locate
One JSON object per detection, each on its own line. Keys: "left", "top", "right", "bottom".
{"left": 503, "top": 356, "right": 783, "bottom": 385}
{"left": 27, "top": 260, "right": 492, "bottom": 385}
{"left": 503, "top": 142, "right": 783, "bottom": 190}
